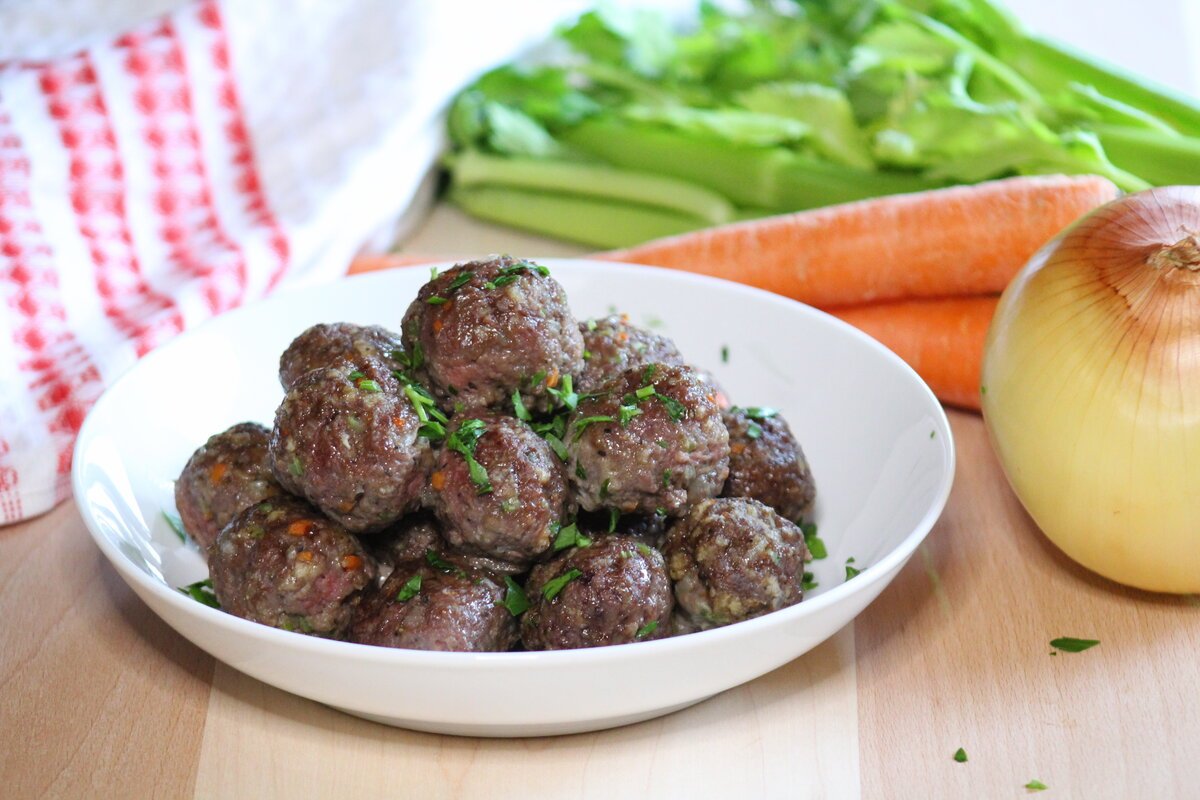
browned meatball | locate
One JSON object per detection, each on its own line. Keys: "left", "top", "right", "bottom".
{"left": 368, "top": 512, "right": 525, "bottom": 583}
{"left": 270, "top": 361, "right": 430, "bottom": 533}
{"left": 349, "top": 556, "right": 518, "bottom": 652}
{"left": 278, "top": 322, "right": 403, "bottom": 389}
{"left": 400, "top": 256, "right": 583, "bottom": 412}
{"left": 663, "top": 498, "right": 808, "bottom": 630}
{"left": 723, "top": 407, "right": 816, "bottom": 522}
{"left": 208, "top": 496, "right": 376, "bottom": 636}
{"left": 433, "top": 412, "right": 567, "bottom": 567}
{"left": 578, "top": 315, "right": 684, "bottom": 393}
{"left": 174, "top": 422, "right": 286, "bottom": 556}
{"left": 567, "top": 363, "right": 729, "bottom": 516}
{"left": 521, "top": 535, "right": 673, "bottom": 650}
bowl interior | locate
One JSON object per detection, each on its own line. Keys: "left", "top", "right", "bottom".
{"left": 75, "top": 259, "right": 953, "bottom": 645}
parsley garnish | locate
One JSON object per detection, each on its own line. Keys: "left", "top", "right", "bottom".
{"left": 1050, "top": 637, "right": 1100, "bottom": 653}
{"left": 635, "top": 542, "right": 654, "bottom": 558}
{"left": 801, "top": 571, "right": 818, "bottom": 591}
{"left": 447, "top": 418, "right": 492, "bottom": 494}
{"left": 599, "top": 479, "right": 610, "bottom": 500}
{"left": 541, "top": 568, "right": 582, "bottom": 600}
{"left": 746, "top": 421, "right": 763, "bottom": 439}
{"left": 288, "top": 455, "right": 304, "bottom": 476}
{"left": 512, "top": 389, "right": 531, "bottom": 421}
{"left": 1024, "top": 779, "right": 1047, "bottom": 792}
{"left": 400, "top": 380, "right": 449, "bottom": 441}
{"left": 552, "top": 522, "right": 591, "bottom": 551}
{"left": 654, "top": 393, "right": 687, "bottom": 421}
{"left": 571, "top": 414, "right": 614, "bottom": 442}
{"left": 446, "top": 269, "right": 474, "bottom": 292}
{"left": 357, "top": 379, "right": 381, "bottom": 393}
{"left": 801, "top": 523, "right": 827, "bottom": 560}
{"left": 394, "top": 344, "right": 424, "bottom": 372}
{"left": 608, "top": 508, "right": 619, "bottom": 533}
{"left": 179, "top": 578, "right": 220, "bottom": 609}
{"left": 641, "top": 364, "right": 657, "bottom": 383}
{"left": 721, "top": 345, "right": 729, "bottom": 363}
{"left": 737, "top": 406, "right": 779, "bottom": 420}
{"left": 425, "top": 549, "right": 466, "bottom": 577}
{"left": 163, "top": 511, "right": 187, "bottom": 543}
{"left": 348, "top": 370, "right": 365, "bottom": 381}
{"left": 575, "top": 463, "right": 587, "bottom": 480}
{"left": 547, "top": 374, "right": 578, "bottom": 410}
{"left": 635, "top": 620, "right": 659, "bottom": 639}
{"left": 845, "top": 557, "right": 861, "bottom": 580}
{"left": 544, "top": 433, "right": 569, "bottom": 462}
{"left": 634, "top": 385, "right": 656, "bottom": 400}
{"left": 396, "top": 574, "right": 422, "bottom": 602}
{"left": 661, "top": 469, "right": 672, "bottom": 488}
{"left": 618, "top": 403, "right": 642, "bottom": 425}
{"left": 953, "top": 748, "right": 968, "bottom": 763}
{"left": 483, "top": 260, "right": 550, "bottom": 289}
{"left": 499, "top": 576, "right": 530, "bottom": 616}
{"left": 426, "top": 295, "right": 449, "bottom": 305}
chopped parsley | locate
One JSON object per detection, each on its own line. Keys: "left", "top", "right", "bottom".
{"left": 801, "top": 571, "right": 818, "bottom": 591}
{"left": 544, "top": 433, "right": 569, "bottom": 462}
{"left": 636, "top": 542, "right": 654, "bottom": 558}
{"left": 634, "top": 385, "right": 656, "bottom": 400}
{"left": 288, "top": 455, "right": 304, "bottom": 476}
{"left": 446, "top": 269, "right": 474, "bottom": 292}
{"left": 512, "top": 389, "right": 531, "bottom": 421}
{"left": 617, "top": 403, "right": 643, "bottom": 426}
{"left": 608, "top": 508, "right": 619, "bottom": 533}
{"left": 179, "top": 578, "right": 220, "bottom": 609}
{"left": 654, "top": 392, "right": 688, "bottom": 422}
{"left": 547, "top": 374, "right": 578, "bottom": 410}
{"left": 1024, "top": 780, "right": 1047, "bottom": 792}
{"left": 1050, "top": 637, "right": 1100, "bottom": 653}
{"left": 635, "top": 620, "right": 659, "bottom": 639}
{"left": 642, "top": 364, "right": 658, "bottom": 383}
{"left": 395, "top": 574, "right": 422, "bottom": 602}
{"left": 845, "top": 557, "right": 861, "bottom": 581}
{"left": 746, "top": 421, "right": 763, "bottom": 439}
{"left": 357, "top": 379, "right": 381, "bottom": 393}
{"left": 656, "top": 439, "right": 668, "bottom": 449}
{"left": 394, "top": 343, "right": 424, "bottom": 372}
{"left": 541, "top": 568, "right": 583, "bottom": 600}
{"left": 483, "top": 260, "right": 550, "bottom": 290}
{"left": 599, "top": 479, "right": 611, "bottom": 500}
{"left": 429, "top": 266, "right": 440, "bottom": 281}
{"left": 953, "top": 747, "right": 968, "bottom": 763}
{"left": 498, "top": 576, "right": 530, "bottom": 616}
{"left": 348, "top": 370, "right": 365, "bottom": 381}
{"left": 426, "top": 295, "right": 449, "bottom": 305}
{"left": 661, "top": 469, "right": 672, "bottom": 488}
{"left": 572, "top": 414, "right": 614, "bottom": 442}
{"left": 721, "top": 345, "right": 729, "bottom": 363}
{"left": 447, "top": 418, "right": 492, "bottom": 494}
{"left": 499, "top": 497, "right": 520, "bottom": 514}
{"left": 163, "top": 511, "right": 187, "bottom": 543}
{"left": 425, "top": 549, "right": 467, "bottom": 577}
{"left": 575, "top": 463, "right": 587, "bottom": 480}
{"left": 552, "top": 522, "right": 591, "bottom": 551}
{"left": 400, "top": 380, "right": 449, "bottom": 441}
{"left": 582, "top": 349, "right": 592, "bottom": 361}
{"left": 801, "top": 523, "right": 826, "bottom": 560}
{"left": 736, "top": 406, "right": 779, "bottom": 420}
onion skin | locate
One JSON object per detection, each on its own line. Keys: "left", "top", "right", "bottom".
{"left": 981, "top": 186, "right": 1200, "bottom": 594}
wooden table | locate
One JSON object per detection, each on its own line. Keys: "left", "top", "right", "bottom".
{"left": 4, "top": 206, "right": 1200, "bottom": 799}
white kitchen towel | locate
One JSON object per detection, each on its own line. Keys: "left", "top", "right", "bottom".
{"left": 0, "top": 0, "right": 585, "bottom": 524}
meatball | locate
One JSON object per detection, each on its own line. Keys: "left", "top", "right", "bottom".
{"left": 368, "top": 512, "right": 525, "bottom": 583}
{"left": 270, "top": 361, "right": 430, "bottom": 533}
{"left": 723, "top": 408, "right": 817, "bottom": 522}
{"left": 349, "top": 558, "right": 518, "bottom": 652}
{"left": 521, "top": 535, "right": 673, "bottom": 650}
{"left": 663, "top": 497, "right": 808, "bottom": 630}
{"left": 578, "top": 315, "right": 683, "bottom": 393}
{"left": 278, "top": 322, "right": 403, "bottom": 390}
{"left": 208, "top": 496, "right": 376, "bottom": 636}
{"left": 433, "top": 412, "right": 567, "bottom": 567}
{"left": 400, "top": 256, "right": 583, "bottom": 412}
{"left": 567, "top": 363, "right": 729, "bottom": 516}
{"left": 174, "top": 422, "right": 285, "bottom": 555}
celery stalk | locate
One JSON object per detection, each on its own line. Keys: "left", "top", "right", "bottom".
{"left": 1004, "top": 35, "right": 1200, "bottom": 137}
{"left": 1095, "top": 125, "right": 1200, "bottom": 186}
{"left": 563, "top": 120, "right": 942, "bottom": 211}
{"left": 450, "top": 186, "right": 705, "bottom": 248}
{"left": 449, "top": 149, "right": 735, "bottom": 224}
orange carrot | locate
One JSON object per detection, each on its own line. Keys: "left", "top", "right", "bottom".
{"left": 599, "top": 175, "right": 1117, "bottom": 307}
{"left": 829, "top": 296, "right": 999, "bottom": 411}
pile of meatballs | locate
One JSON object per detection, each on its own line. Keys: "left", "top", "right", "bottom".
{"left": 175, "top": 256, "right": 817, "bottom": 652}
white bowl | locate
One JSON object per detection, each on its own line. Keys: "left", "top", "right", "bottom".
{"left": 73, "top": 259, "right": 954, "bottom": 737}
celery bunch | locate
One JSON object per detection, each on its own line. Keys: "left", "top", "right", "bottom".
{"left": 445, "top": 0, "right": 1200, "bottom": 248}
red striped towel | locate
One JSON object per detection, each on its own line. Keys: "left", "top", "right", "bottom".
{"left": 0, "top": 0, "right": 580, "bottom": 524}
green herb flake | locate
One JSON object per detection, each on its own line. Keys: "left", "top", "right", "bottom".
{"left": 541, "top": 568, "right": 583, "bottom": 600}
{"left": 288, "top": 455, "right": 304, "bottom": 476}
{"left": 641, "top": 364, "right": 657, "bottom": 384}
{"left": 655, "top": 392, "right": 687, "bottom": 422}
{"left": 572, "top": 414, "right": 614, "bottom": 442}
{"left": 635, "top": 620, "right": 659, "bottom": 639}
{"left": 575, "top": 463, "right": 587, "bottom": 481}
{"left": 618, "top": 404, "right": 643, "bottom": 426}
{"left": 661, "top": 469, "right": 672, "bottom": 488}
{"left": 582, "top": 349, "right": 593, "bottom": 361}
{"left": 636, "top": 542, "right": 654, "bottom": 558}
{"left": 845, "top": 557, "right": 861, "bottom": 581}
{"left": 500, "top": 497, "right": 521, "bottom": 513}
{"left": 544, "top": 432, "right": 569, "bottom": 462}
{"left": 499, "top": 576, "right": 530, "bottom": 616}
{"left": 721, "top": 345, "right": 729, "bottom": 364}
{"left": 1024, "top": 779, "right": 1047, "bottom": 792}
{"left": 357, "top": 378, "right": 382, "bottom": 393}
{"left": 547, "top": 374, "right": 579, "bottom": 410}
{"left": 163, "top": 511, "right": 187, "bottom": 543}
{"left": 425, "top": 549, "right": 467, "bottom": 577}
{"left": 801, "top": 571, "right": 818, "bottom": 592}
{"left": 448, "top": 418, "right": 493, "bottom": 494}
{"left": 553, "top": 522, "right": 591, "bottom": 551}
{"left": 656, "top": 439, "right": 668, "bottom": 449}
{"left": 512, "top": 389, "right": 531, "bottom": 421}
{"left": 746, "top": 421, "right": 763, "bottom": 439}
{"left": 426, "top": 295, "right": 449, "bottom": 305}
{"left": 396, "top": 574, "right": 422, "bottom": 602}
{"left": 635, "top": 385, "right": 656, "bottom": 400}
{"left": 801, "top": 523, "right": 827, "bottom": 560}
{"left": 447, "top": 270, "right": 474, "bottom": 292}
{"left": 348, "top": 370, "right": 366, "bottom": 381}
{"left": 1050, "top": 637, "right": 1100, "bottom": 653}
{"left": 953, "top": 747, "right": 968, "bottom": 763}
{"left": 930, "top": 430, "right": 936, "bottom": 439}
{"left": 179, "top": 578, "right": 220, "bottom": 609}
{"left": 608, "top": 507, "right": 620, "bottom": 533}
{"left": 599, "top": 478, "right": 611, "bottom": 500}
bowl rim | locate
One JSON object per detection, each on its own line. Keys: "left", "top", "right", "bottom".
{"left": 72, "top": 257, "right": 956, "bottom": 668}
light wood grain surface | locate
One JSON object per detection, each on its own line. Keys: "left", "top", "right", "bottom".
{"left": 3, "top": 207, "right": 1199, "bottom": 799}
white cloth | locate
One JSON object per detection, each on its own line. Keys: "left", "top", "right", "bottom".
{"left": 0, "top": 0, "right": 582, "bottom": 523}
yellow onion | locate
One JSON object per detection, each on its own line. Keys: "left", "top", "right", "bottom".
{"left": 982, "top": 186, "right": 1200, "bottom": 593}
